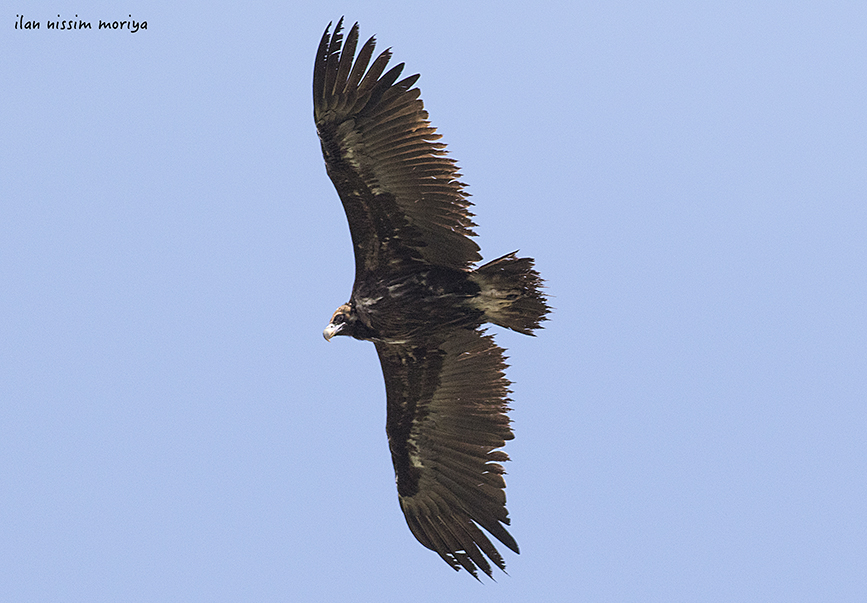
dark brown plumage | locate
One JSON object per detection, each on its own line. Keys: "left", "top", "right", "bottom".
{"left": 313, "top": 18, "right": 549, "bottom": 578}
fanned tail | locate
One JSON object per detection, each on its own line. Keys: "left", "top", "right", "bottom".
{"left": 470, "top": 252, "right": 550, "bottom": 335}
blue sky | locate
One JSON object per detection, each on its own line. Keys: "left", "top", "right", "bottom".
{"left": 2, "top": 1, "right": 865, "bottom": 601}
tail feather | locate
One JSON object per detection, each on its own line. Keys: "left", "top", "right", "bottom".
{"left": 470, "top": 252, "right": 550, "bottom": 335}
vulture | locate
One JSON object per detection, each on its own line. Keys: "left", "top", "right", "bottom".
{"left": 313, "top": 19, "right": 550, "bottom": 579}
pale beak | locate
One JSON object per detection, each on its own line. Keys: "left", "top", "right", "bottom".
{"left": 323, "top": 322, "right": 343, "bottom": 341}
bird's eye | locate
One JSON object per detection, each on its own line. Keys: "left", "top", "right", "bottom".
{"left": 334, "top": 313, "right": 346, "bottom": 324}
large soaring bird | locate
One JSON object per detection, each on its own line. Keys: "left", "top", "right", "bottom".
{"left": 313, "top": 19, "right": 550, "bottom": 578}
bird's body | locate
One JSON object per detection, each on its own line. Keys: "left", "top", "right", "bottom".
{"left": 314, "top": 19, "right": 549, "bottom": 578}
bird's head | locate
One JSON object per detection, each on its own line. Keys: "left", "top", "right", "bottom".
{"left": 323, "top": 303, "right": 354, "bottom": 341}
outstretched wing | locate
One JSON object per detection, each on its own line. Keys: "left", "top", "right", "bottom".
{"left": 374, "top": 329, "right": 519, "bottom": 579}
{"left": 313, "top": 19, "right": 482, "bottom": 276}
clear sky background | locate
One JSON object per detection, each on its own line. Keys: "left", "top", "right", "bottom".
{"left": 2, "top": 1, "right": 865, "bottom": 601}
